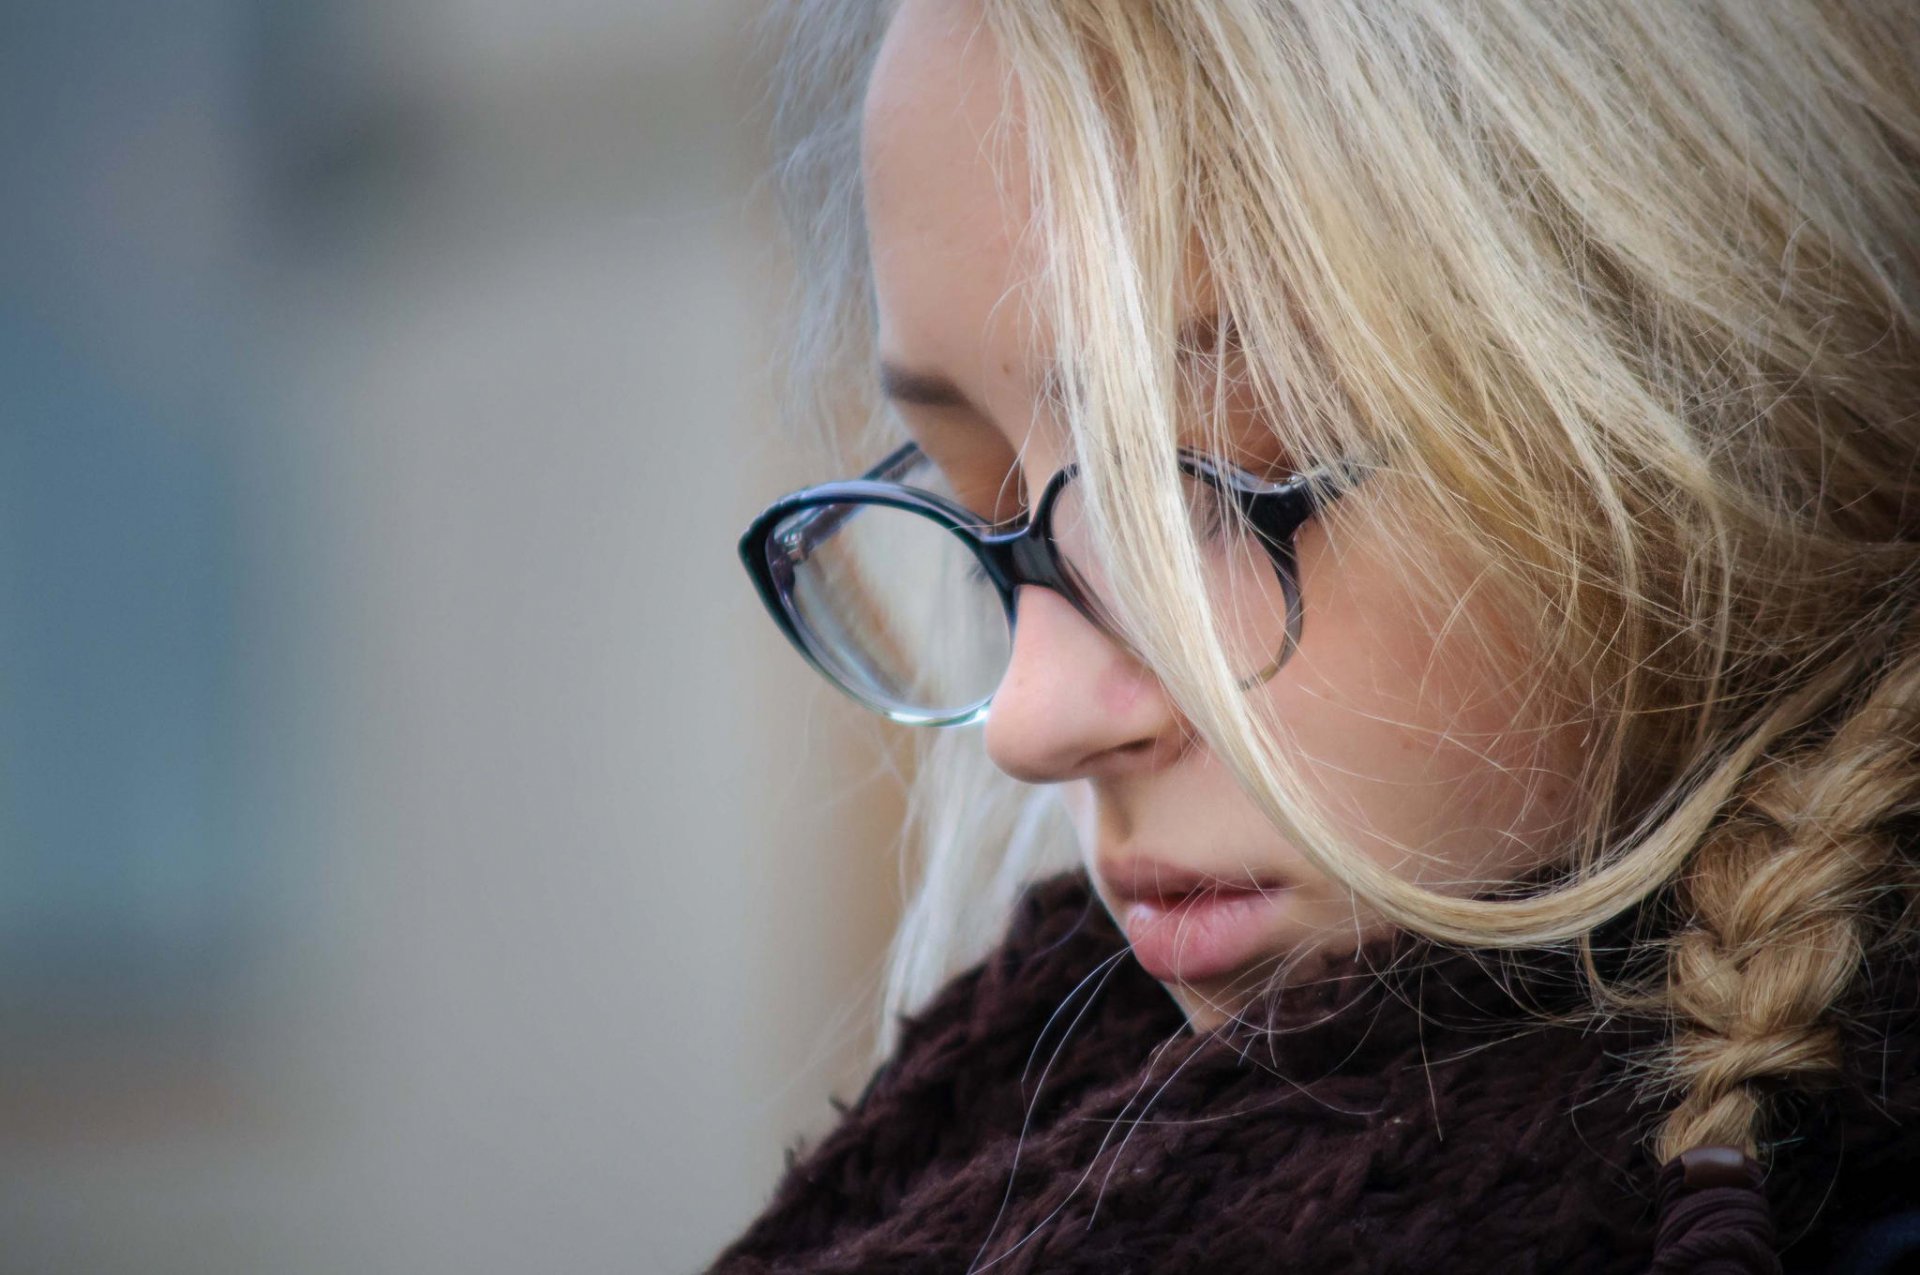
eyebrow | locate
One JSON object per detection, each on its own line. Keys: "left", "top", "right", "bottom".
{"left": 877, "top": 312, "right": 1231, "bottom": 412}
{"left": 877, "top": 364, "right": 975, "bottom": 409}
{"left": 1041, "top": 311, "right": 1229, "bottom": 404}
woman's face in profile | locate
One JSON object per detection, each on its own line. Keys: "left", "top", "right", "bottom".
{"left": 861, "top": 0, "right": 1586, "bottom": 1028}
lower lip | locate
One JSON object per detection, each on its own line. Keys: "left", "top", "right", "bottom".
{"left": 1118, "top": 888, "right": 1289, "bottom": 983}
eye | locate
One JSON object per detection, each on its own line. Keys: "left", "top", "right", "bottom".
{"left": 1184, "top": 479, "right": 1233, "bottom": 545}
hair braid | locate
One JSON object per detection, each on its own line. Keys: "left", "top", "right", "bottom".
{"left": 1656, "top": 613, "right": 1920, "bottom": 1163}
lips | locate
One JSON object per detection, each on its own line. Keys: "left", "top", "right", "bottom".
{"left": 1098, "top": 857, "right": 1291, "bottom": 984}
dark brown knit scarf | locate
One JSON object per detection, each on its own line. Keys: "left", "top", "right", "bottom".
{"left": 710, "top": 871, "right": 1920, "bottom": 1274}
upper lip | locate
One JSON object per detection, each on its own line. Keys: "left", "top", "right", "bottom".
{"left": 1097, "top": 854, "right": 1288, "bottom": 904}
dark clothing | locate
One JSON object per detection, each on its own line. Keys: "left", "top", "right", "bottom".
{"left": 711, "top": 871, "right": 1920, "bottom": 1273}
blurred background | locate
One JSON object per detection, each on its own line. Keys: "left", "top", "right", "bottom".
{"left": 0, "top": 2, "right": 905, "bottom": 1271}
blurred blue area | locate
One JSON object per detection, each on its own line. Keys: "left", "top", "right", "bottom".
{"left": 0, "top": 0, "right": 273, "bottom": 1028}
{"left": 0, "top": 311, "right": 242, "bottom": 1022}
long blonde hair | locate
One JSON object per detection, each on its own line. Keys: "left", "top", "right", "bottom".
{"left": 757, "top": 0, "right": 1920, "bottom": 1167}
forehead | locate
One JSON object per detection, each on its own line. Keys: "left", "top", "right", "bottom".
{"left": 861, "top": 0, "right": 1039, "bottom": 405}
{"left": 860, "top": 0, "right": 1231, "bottom": 458}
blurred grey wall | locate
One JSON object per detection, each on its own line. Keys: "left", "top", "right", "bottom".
{"left": 0, "top": 2, "right": 903, "bottom": 1272}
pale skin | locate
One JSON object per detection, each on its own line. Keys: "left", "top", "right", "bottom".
{"left": 863, "top": 0, "right": 1586, "bottom": 1030}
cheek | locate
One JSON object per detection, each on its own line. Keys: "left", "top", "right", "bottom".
{"left": 1259, "top": 509, "right": 1576, "bottom": 879}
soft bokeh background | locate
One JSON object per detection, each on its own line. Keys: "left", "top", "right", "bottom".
{"left": 0, "top": 3, "right": 905, "bottom": 1271}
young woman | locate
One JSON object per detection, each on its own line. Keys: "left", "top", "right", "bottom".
{"left": 716, "top": 1, "right": 1920, "bottom": 1271}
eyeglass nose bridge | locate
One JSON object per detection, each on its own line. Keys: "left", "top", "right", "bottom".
{"left": 973, "top": 512, "right": 1125, "bottom": 650}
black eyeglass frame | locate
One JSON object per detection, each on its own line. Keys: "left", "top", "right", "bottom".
{"left": 738, "top": 442, "right": 1372, "bottom": 726}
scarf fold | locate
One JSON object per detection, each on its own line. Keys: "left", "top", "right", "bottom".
{"left": 711, "top": 870, "right": 1920, "bottom": 1275}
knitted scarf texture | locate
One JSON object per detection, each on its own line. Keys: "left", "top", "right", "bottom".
{"left": 710, "top": 871, "right": 1920, "bottom": 1274}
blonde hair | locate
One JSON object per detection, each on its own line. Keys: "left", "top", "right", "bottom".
{"left": 757, "top": 0, "right": 1920, "bottom": 1169}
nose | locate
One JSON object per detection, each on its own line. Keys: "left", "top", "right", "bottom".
{"left": 982, "top": 584, "right": 1182, "bottom": 783}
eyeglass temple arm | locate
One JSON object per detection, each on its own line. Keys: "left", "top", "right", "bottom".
{"left": 773, "top": 442, "right": 924, "bottom": 562}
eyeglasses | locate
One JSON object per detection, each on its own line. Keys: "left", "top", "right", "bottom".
{"left": 738, "top": 443, "right": 1370, "bottom": 726}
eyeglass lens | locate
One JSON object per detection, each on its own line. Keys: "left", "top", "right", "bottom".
{"left": 1046, "top": 472, "right": 1300, "bottom": 687}
{"left": 769, "top": 498, "right": 1011, "bottom": 721}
